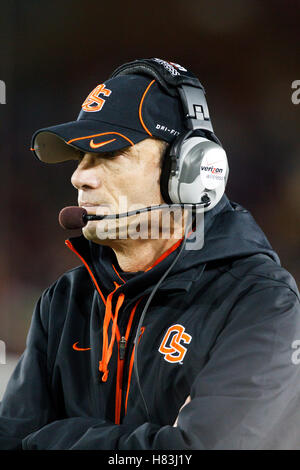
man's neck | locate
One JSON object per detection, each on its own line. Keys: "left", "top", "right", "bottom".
{"left": 109, "top": 236, "right": 183, "bottom": 272}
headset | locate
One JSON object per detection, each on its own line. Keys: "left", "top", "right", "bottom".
{"left": 110, "top": 57, "right": 229, "bottom": 212}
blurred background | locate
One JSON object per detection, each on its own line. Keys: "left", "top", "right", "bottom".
{"left": 0, "top": 0, "right": 299, "bottom": 393}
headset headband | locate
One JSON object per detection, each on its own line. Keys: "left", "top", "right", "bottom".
{"left": 110, "top": 58, "right": 215, "bottom": 135}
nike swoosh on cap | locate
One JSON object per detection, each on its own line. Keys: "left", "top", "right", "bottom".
{"left": 90, "top": 138, "right": 116, "bottom": 149}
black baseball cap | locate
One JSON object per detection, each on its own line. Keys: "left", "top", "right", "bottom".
{"left": 31, "top": 74, "right": 185, "bottom": 164}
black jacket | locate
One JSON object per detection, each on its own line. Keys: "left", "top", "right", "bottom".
{"left": 1, "top": 195, "right": 300, "bottom": 450}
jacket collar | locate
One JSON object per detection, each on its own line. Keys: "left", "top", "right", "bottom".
{"left": 67, "top": 231, "right": 203, "bottom": 299}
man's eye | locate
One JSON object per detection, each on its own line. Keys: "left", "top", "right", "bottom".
{"left": 96, "top": 150, "right": 121, "bottom": 159}
{"left": 74, "top": 150, "right": 121, "bottom": 167}
{"left": 77, "top": 151, "right": 85, "bottom": 162}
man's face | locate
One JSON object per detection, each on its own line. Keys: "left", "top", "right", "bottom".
{"left": 71, "top": 138, "right": 166, "bottom": 243}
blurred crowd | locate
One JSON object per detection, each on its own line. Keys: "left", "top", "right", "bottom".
{"left": 0, "top": 0, "right": 299, "bottom": 353}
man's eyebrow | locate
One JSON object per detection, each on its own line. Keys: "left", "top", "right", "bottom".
{"left": 98, "top": 146, "right": 131, "bottom": 158}
{"left": 76, "top": 146, "right": 131, "bottom": 160}
{"left": 76, "top": 149, "right": 118, "bottom": 159}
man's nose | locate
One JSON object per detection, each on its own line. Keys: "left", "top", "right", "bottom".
{"left": 71, "top": 154, "right": 100, "bottom": 190}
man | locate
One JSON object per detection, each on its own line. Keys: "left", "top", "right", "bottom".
{"left": 0, "top": 58, "right": 300, "bottom": 450}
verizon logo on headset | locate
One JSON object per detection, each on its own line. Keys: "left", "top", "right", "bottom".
{"left": 201, "top": 165, "right": 224, "bottom": 174}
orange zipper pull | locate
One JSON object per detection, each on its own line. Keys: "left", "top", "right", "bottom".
{"left": 119, "top": 336, "right": 127, "bottom": 360}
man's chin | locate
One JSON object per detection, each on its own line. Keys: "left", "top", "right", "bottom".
{"left": 81, "top": 225, "right": 94, "bottom": 241}
{"left": 82, "top": 224, "right": 105, "bottom": 242}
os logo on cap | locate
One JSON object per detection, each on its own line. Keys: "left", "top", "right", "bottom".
{"left": 82, "top": 83, "right": 112, "bottom": 112}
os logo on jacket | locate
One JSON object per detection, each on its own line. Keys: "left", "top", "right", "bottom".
{"left": 159, "top": 324, "right": 192, "bottom": 364}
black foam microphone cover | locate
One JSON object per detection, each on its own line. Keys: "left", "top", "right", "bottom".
{"left": 59, "top": 206, "right": 87, "bottom": 230}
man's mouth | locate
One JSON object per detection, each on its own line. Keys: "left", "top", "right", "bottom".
{"left": 79, "top": 203, "right": 111, "bottom": 215}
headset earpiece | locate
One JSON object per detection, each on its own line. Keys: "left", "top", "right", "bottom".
{"left": 160, "top": 133, "right": 229, "bottom": 211}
